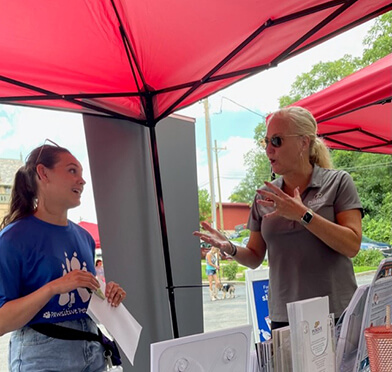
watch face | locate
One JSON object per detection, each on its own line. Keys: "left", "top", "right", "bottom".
{"left": 302, "top": 211, "right": 313, "bottom": 224}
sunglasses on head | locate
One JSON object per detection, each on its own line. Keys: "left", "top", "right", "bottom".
{"left": 35, "top": 138, "right": 60, "bottom": 166}
{"left": 262, "top": 134, "right": 301, "bottom": 149}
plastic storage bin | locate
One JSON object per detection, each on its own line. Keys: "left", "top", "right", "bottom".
{"left": 364, "top": 325, "right": 392, "bottom": 371}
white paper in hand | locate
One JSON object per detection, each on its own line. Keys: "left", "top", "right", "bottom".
{"left": 87, "top": 280, "right": 142, "bottom": 366}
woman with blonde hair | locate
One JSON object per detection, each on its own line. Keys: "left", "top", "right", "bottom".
{"left": 195, "top": 106, "right": 362, "bottom": 329}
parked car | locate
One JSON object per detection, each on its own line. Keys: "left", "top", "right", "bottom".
{"left": 229, "top": 232, "right": 240, "bottom": 239}
{"left": 360, "top": 235, "right": 392, "bottom": 257}
{"left": 200, "top": 241, "right": 212, "bottom": 259}
{"left": 241, "top": 237, "right": 249, "bottom": 247}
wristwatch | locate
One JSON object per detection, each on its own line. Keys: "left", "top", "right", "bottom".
{"left": 300, "top": 209, "right": 314, "bottom": 225}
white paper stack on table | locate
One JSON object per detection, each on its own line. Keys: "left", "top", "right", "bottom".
{"left": 272, "top": 325, "right": 292, "bottom": 371}
{"left": 255, "top": 339, "right": 273, "bottom": 371}
{"left": 287, "top": 296, "right": 335, "bottom": 372}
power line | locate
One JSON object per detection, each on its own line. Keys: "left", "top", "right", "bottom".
{"left": 215, "top": 96, "right": 266, "bottom": 118}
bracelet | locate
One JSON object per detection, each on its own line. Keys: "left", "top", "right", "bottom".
{"left": 228, "top": 241, "right": 237, "bottom": 257}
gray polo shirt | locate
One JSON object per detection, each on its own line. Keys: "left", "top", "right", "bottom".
{"left": 248, "top": 165, "right": 363, "bottom": 322}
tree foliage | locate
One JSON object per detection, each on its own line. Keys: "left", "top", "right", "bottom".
{"left": 361, "top": 12, "right": 392, "bottom": 65}
{"left": 352, "top": 249, "right": 384, "bottom": 267}
{"left": 229, "top": 121, "right": 271, "bottom": 204}
{"left": 331, "top": 151, "right": 392, "bottom": 244}
{"left": 198, "top": 189, "right": 212, "bottom": 223}
{"left": 223, "top": 261, "right": 239, "bottom": 280}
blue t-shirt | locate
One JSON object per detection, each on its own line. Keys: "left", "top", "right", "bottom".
{"left": 0, "top": 215, "right": 96, "bottom": 325}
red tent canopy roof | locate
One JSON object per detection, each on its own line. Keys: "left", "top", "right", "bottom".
{"left": 290, "top": 54, "right": 392, "bottom": 154}
{"left": 78, "top": 221, "right": 101, "bottom": 249}
{"left": 1, "top": 0, "right": 390, "bottom": 130}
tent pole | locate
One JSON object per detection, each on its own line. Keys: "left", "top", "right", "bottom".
{"left": 146, "top": 96, "right": 179, "bottom": 338}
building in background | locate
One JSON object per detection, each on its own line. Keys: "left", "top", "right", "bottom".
{"left": 216, "top": 202, "right": 251, "bottom": 231}
{"left": 0, "top": 158, "right": 23, "bottom": 220}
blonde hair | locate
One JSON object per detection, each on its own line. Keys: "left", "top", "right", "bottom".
{"left": 268, "top": 106, "right": 332, "bottom": 169}
{"left": 210, "top": 247, "right": 220, "bottom": 255}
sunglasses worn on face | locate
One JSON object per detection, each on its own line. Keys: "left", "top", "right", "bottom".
{"left": 262, "top": 134, "right": 301, "bottom": 149}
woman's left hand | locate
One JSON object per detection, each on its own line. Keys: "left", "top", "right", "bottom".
{"left": 256, "top": 181, "right": 307, "bottom": 222}
{"left": 105, "top": 281, "right": 126, "bottom": 307}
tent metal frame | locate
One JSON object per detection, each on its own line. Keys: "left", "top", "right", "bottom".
{"left": 320, "top": 97, "right": 392, "bottom": 152}
{"left": 1, "top": 0, "right": 391, "bottom": 338}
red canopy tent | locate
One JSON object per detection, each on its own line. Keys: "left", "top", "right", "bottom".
{"left": 78, "top": 221, "right": 101, "bottom": 249}
{"left": 0, "top": 0, "right": 390, "bottom": 126}
{"left": 290, "top": 54, "right": 392, "bottom": 154}
{"left": 1, "top": 0, "right": 390, "bottom": 338}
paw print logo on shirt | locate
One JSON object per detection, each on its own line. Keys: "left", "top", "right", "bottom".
{"left": 43, "top": 311, "right": 51, "bottom": 319}
{"left": 58, "top": 251, "right": 91, "bottom": 307}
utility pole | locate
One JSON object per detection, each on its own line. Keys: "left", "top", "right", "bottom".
{"left": 203, "top": 98, "right": 216, "bottom": 228}
{"left": 213, "top": 139, "right": 226, "bottom": 231}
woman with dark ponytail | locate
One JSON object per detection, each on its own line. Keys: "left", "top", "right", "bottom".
{"left": 195, "top": 107, "right": 363, "bottom": 331}
{"left": 0, "top": 145, "right": 59, "bottom": 229}
{"left": 0, "top": 142, "right": 126, "bottom": 371}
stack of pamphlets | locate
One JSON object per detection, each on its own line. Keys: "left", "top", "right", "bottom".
{"left": 272, "top": 325, "right": 292, "bottom": 371}
{"left": 287, "top": 296, "right": 335, "bottom": 372}
{"left": 255, "top": 339, "right": 273, "bottom": 371}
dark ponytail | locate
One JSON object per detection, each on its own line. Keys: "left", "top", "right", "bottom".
{"left": 0, "top": 144, "right": 71, "bottom": 229}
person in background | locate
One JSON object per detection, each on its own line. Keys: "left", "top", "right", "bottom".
{"left": 206, "top": 247, "right": 221, "bottom": 301}
{"left": 95, "top": 259, "right": 105, "bottom": 283}
{"left": 0, "top": 142, "right": 126, "bottom": 371}
{"left": 195, "top": 106, "right": 362, "bottom": 330}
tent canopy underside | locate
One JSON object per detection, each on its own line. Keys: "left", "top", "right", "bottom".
{"left": 0, "top": 0, "right": 391, "bottom": 153}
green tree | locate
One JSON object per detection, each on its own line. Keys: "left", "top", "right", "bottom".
{"left": 362, "top": 193, "right": 392, "bottom": 244}
{"left": 352, "top": 249, "right": 384, "bottom": 267}
{"left": 332, "top": 151, "right": 392, "bottom": 244}
{"left": 198, "top": 189, "right": 212, "bottom": 223}
{"left": 361, "top": 12, "right": 392, "bottom": 65}
{"left": 229, "top": 121, "right": 271, "bottom": 204}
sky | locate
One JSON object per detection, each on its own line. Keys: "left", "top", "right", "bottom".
{"left": 0, "top": 19, "right": 375, "bottom": 224}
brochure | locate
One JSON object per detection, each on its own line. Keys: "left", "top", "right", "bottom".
{"left": 272, "top": 325, "right": 292, "bottom": 372}
{"left": 287, "top": 296, "right": 335, "bottom": 372}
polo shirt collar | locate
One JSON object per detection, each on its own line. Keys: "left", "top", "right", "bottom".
{"left": 273, "top": 164, "right": 323, "bottom": 190}
{"left": 308, "top": 165, "right": 323, "bottom": 188}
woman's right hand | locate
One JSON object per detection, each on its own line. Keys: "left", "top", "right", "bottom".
{"left": 193, "top": 221, "right": 231, "bottom": 255}
{"left": 49, "top": 270, "right": 100, "bottom": 296}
